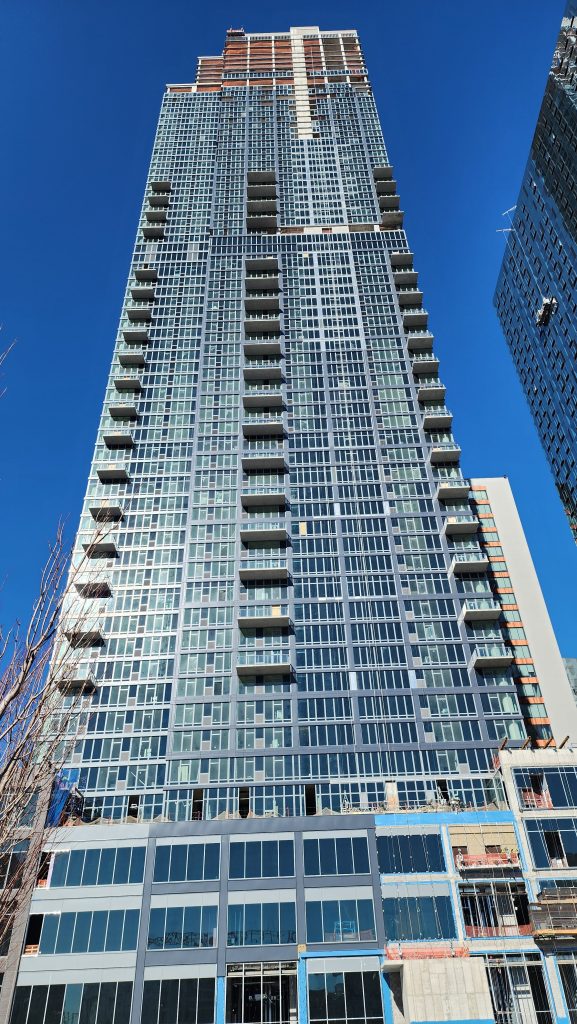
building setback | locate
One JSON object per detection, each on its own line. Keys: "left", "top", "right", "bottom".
{"left": 3, "top": 24, "right": 577, "bottom": 1024}
{"left": 494, "top": 2, "right": 577, "bottom": 541}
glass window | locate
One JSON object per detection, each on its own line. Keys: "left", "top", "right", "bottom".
{"left": 376, "top": 833, "right": 445, "bottom": 873}
{"left": 303, "top": 836, "right": 370, "bottom": 876}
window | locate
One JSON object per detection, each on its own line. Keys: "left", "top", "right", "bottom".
{"left": 9, "top": 982, "right": 132, "bottom": 1024}
{"left": 305, "top": 898, "right": 376, "bottom": 943}
{"left": 49, "top": 845, "right": 145, "bottom": 887}
{"left": 153, "top": 842, "right": 219, "bottom": 882}
{"left": 226, "top": 962, "right": 296, "bottom": 1024}
{"left": 229, "top": 839, "right": 294, "bottom": 879}
{"left": 381, "top": 892, "right": 455, "bottom": 941}
{"left": 227, "top": 902, "right": 296, "bottom": 946}
{"left": 526, "top": 818, "right": 577, "bottom": 868}
{"left": 141, "top": 978, "right": 215, "bottom": 1024}
{"left": 147, "top": 905, "right": 217, "bottom": 950}
{"left": 30, "top": 909, "right": 139, "bottom": 955}
{"left": 376, "top": 832, "right": 444, "bottom": 874}
{"left": 308, "top": 970, "right": 383, "bottom": 1024}
{"left": 304, "top": 835, "right": 369, "bottom": 876}
{"left": 485, "top": 954, "right": 553, "bottom": 1024}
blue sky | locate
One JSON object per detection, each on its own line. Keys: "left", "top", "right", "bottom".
{"left": 1, "top": 0, "right": 575, "bottom": 652}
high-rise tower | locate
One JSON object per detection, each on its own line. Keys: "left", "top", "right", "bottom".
{"left": 494, "top": 2, "right": 577, "bottom": 541}
{"left": 5, "top": 26, "right": 577, "bottom": 1024}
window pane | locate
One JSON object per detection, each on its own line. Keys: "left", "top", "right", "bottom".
{"left": 122, "top": 910, "right": 139, "bottom": 951}
{"left": 262, "top": 842, "right": 278, "bottom": 878}
{"left": 229, "top": 843, "right": 244, "bottom": 880}
{"left": 50, "top": 852, "right": 69, "bottom": 888}
{"left": 82, "top": 849, "right": 100, "bottom": 886}
{"left": 105, "top": 910, "right": 124, "bottom": 952}
{"left": 39, "top": 915, "right": 59, "bottom": 955}
{"left": 97, "top": 849, "right": 115, "bottom": 885}
{"left": 88, "top": 912, "right": 107, "bottom": 953}
{"left": 142, "top": 981, "right": 160, "bottom": 1024}
{"left": 113, "top": 848, "right": 131, "bottom": 885}
{"left": 197, "top": 979, "right": 215, "bottom": 1024}
{"left": 187, "top": 845, "right": 204, "bottom": 881}
{"left": 303, "top": 840, "right": 319, "bottom": 876}
{"left": 306, "top": 902, "right": 323, "bottom": 943}
{"left": 279, "top": 840, "right": 294, "bottom": 877}
{"left": 204, "top": 843, "right": 219, "bottom": 881}
{"left": 352, "top": 837, "right": 370, "bottom": 874}
{"left": 280, "top": 903, "right": 296, "bottom": 944}
{"left": 154, "top": 847, "right": 170, "bottom": 883}
{"left": 319, "top": 840, "right": 337, "bottom": 876}
{"left": 184, "top": 905, "right": 200, "bottom": 948}
{"left": 55, "top": 913, "right": 75, "bottom": 954}
{"left": 335, "top": 838, "right": 353, "bottom": 875}
{"left": 129, "top": 847, "right": 145, "bottom": 884}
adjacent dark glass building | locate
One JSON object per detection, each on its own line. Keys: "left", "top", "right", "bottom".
{"left": 495, "top": 3, "right": 577, "bottom": 540}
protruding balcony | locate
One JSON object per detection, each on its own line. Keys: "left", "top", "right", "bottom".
{"left": 461, "top": 598, "right": 502, "bottom": 622}
{"left": 75, "top": 578, "right": 111, "bottom": 599}
{"left": 450, "top": 550, "right": 490, "bottom": 574}
{"left": 430, "top": 441, "right": 461, "bottom": 464}
{"left": 403, "top": 307, "right": 428, "bottom": 328}
{"left": 406, "top": 330, "right": 435, "bottom": 352}
{"left": 142, "top": 224, "right": 165, "bottom": 239}
{"left": 242, "top": 416, "right": 285, "bottom": 438}
{"left": 109, "top": 402, "right": 138, "bottom": 421}
{"left": 411, "top": 353, "right": 439, "bottom": 374}
{"left": 398, "top": 287, "right": 424, "bottom": 308}
{"left": 417, "top": 379, "right": 446, "bottom": 403}
{"left": 247, "top": 184, "right": 278, "bottom": 200}
{"left": 134, "top": 267, "right": 158, "bottom": 283}
{"left": 246, "top": 256, "right": 279, "bottom": 274}
{"left": 379, "top": 193, "right": 400, "bottom": 211}
{"left": 246, "top": 212, "right": 278, "bottom": 231}
{"left": 126, "top": 305, "right": 152, "bottom": 323}
{"left": 242, "top": 451, "right": 287, "bottom": 471}
{"left": 238, "top": 606, "right": 291, "bottom": 629}
{"left": 82, "top": 536, "right": 118, "bottom": 557}
{"left": 119, "top": 350, "right": 146, "bottom": 368}
{"left": 245, "top": 293, "right": 280, "bottom": 312}
{"left": 63, "top": 619, "right": 105, "bottom": 648}
{"left": 243, "top": 339, "right": 283, "bottom": 357}
{"left": 148, "top": 194, "right": 170, "bottom": 208}
{"left": 239, "top": 559, "right": 289, "bottom": 581}
{"left": 393, "top": 267, "right": 418, "bottom": 286}
{"left": 239, "top": 521, "right": 289, "bottom": 543}
{"left": 114, "top": 374, "right": 142, "bottom": 393}
{"left": 246, "top": 199, "right": 278, "bottom": 216}
{"left": 103, "top": 432, "right": 134, "bottom": 450}
{"left": 530, "top": 890, "right": 577, "bottom": 944}
{"left": 422, "top": 406, "right": 452, "bottom": 430}
{"left": 436, "top": 477, "right": 469, "bottom": 500}
{"left": 89, "top": 502, "right": 123, "bottom": 523}
{"left": 96, "top": 464, "right": 130, "bottom": 483}
{"left": 237, "top": 653, "right": 292, "bottom": 676}
{"left": 245, "top": 271, "right": 280, "bottom": 292}
{"left": 122, "top": 325, "right": 150, "bottom": 344}
{"left": 130, "top": 284, "right": 156, "bottom": 301}
{"left": 54, "top": 665, "right": 97, "bottom": 695}
{"left": 247, "top": 171, "right": 277, "bottom": 185}
{"left": 389, "top": 250, "right": 413, "bottom": 267}
{"left": 243, "top": 390, "right": 284, "bottom": 409}
{"left": 241, "top": 488, "right": 287, "bottom": 508}
{"left": 472, "top": 643, "right": 514, "bottom": 668}
{"left": 373, "top": 166, "right": 394, "bottom": 181}
{"left": 244, "top": 312, "right": 281, "bottom": 334}
{"left": 444, "top": 513, "right": 478, "bottom": 535}
{"left": 243, "top": 362, "right": 283, "bottom": 381}
{"left": 381, "top": 209, "right": 404, "bottom": 228}
{"left": 146, "top": 209, "right": 167, "bottom": 223}
{"left": 375, "top": 178, "right": 397, "bottom": 195}
{"left": 150, "top": 180, "right": 172, "bottom": 192}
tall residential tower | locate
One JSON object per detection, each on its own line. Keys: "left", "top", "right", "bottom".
{"left": 5, "top": 25, "right": 577, "bottom": 1024}
{"left": 495, "top": 2, "right": 577, "bottom": 540}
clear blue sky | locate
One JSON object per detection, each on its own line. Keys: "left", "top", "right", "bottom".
{"left": 1, "top": 0, "right": 574, "bottom": 652}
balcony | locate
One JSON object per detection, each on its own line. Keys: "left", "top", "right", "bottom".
{"left": 247, "top": 184, "right": 277, "bottom": 200}
{"left": 242, "top": 416, "right": 285, "bottom": 438}
{"left": 246, "top": 256, "right": 279, "bottom": 274}
{"left": 393, "top": 268, "right": 418, "bottom": 286}
{"left": 82, "top": 536, "right": 118, "bottom": 557}
{"left": 246, "top": 212, "right": 278, "bottom": 231}
{"left": 412, "top": 353, "right": 439, "bottom": 375}
{"left": 430, "top": 442, "right": 461, "bottom": 464}
{"left": 461, "top": 598, "right": 501, "bottom": 622}
{"left": 379, "top": 193, "right": 400, "bottom": 211}
{"left": 417, "top": 380, "right": 446, "bottom": 403}
{"left": 126, "top": 305, "right": 152, "bottom": 323}
{"left": 245, "top": 293, "right": 280, "bottom": 312}
{"left": 146, "top": 209, "right": 167, "bottom": 223}
{"left": 244, "top": 312, "right": 281, "bottom": 334}
{"left": 89, "top": 502, "right": 123, "bottom": 522}
{"left": 243, "top": 339, "right": 283, "bottom": 357}
{"left": 375, "top": 178, "right": 397, "bottom": 195}
{"left": 247, "top": 171, "right": 277, "bottom": 185}
{"left": 243, "top": 362, "right": 283, "bottom": 381}
{"left": 381, "top": 209, "right": 404, "bottom": 228}
{"left": 406, "top": 330, "right": 435, "bottom": 352}
{"left": 237, "top": 653, "right": 292, "bottom": 676}
{"left": 373, "top": 166, "right": 394, "bottom": 181}
{"left": 472, "top": 643, "right": 514, "bottom": 668}
{"left": 398, "top": 287, "right": 424, "bottom": 308}
{"left": 444, "top": 514, "right": 478, "bottom": 535}
{"left": 75, "top": 577, "right": 111, "bottom": 599}
{"left": 148, "top": 194, "right": 170, "bottom": 208}
{"left": 245, "top": 272, "right": 280, "bottom": 292}
{"left": 54, "top": 665, "right": 97, "bottom": 695}
{"left": 450, "top": 550, "right": 490, "bottom": 574}
{"left": 109, "top": 402, "right": 138, "bottom": 421}
{"left": 403, "top": 307, "right": 428, "bottom": 328}
{"left": 389, "top": 250, "right": 413, "bottom": 267}
{"left": 150, "top": 180, "right": 172, "bottom": 192}
{"left": 142, "top": 224, "right": 165, "bottom": 239}
{"left": 243, "top": 390, "right": 284, "bottom": 410}
{"left": 118, "top": 350, "right": 146, "bottom": 368}
{"left": 239, "top": 559, "right": 290, "bottom": 581}
{"left": 242, "top": 451, "right": 287, "bottom": 471}
{"left": 239, "top": 521, "right": 289, "bottom": 543}
{"left": 530, "top": 890, "right": 577, "bottom": 943}
{"left": 134, "top": 266, "right": 158, "bottom": 283}
{"left": 96, "top": 464, "right": 129, "bottom": 484}
{"left": 241, "top": 488, "right": 287, "bottom": 508}
{"left": 246, "top": 199, "right": 278, "bottom": 215}
{"left": 436, "top": 477, "right": 469, "bottom": 500}
{"left": 130, "top": 284, "right": 156, "bottom": 301}
{"left": 422, "top": 406, "right": 452, "bottom": 430}
{"left": 103, "top": 432, "right": 134, "bottom": 450}
{"left": 114, "top": 374, "right": 142, "bottom": 393}
{"left": 238, "top": 606, "right": 291, "bottom": 629}
{"left": 63, "top": 619, "right": 105, "bottom": 648}
{"left": 122, "top": 324, "right": 150, "bottom": 344}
